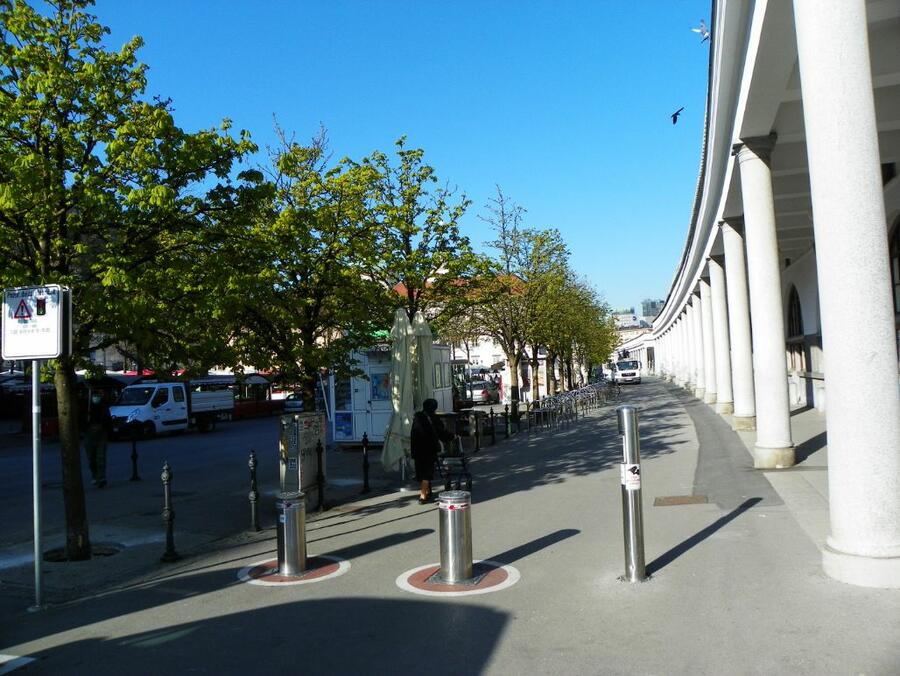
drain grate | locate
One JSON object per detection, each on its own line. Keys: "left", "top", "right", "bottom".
{"left": 654, "top": 495, "right": 708, "bottom": 506}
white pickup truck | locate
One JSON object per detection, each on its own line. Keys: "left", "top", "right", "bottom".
{"left": 109, "top": 379, "right": 234, "bottom": 437}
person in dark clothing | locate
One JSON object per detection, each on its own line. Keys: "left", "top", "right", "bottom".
{"left": 410, "top": 398, "right": 455, "bottom": 504}
{"left": 85, "top": 390, "right": 112, "bottom": 488}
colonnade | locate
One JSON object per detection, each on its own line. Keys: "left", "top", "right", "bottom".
{"left": 650, "top": 0, "right": 900, "bottom": 588}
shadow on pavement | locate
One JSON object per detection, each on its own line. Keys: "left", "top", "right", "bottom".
{"left": 646, "top": 497, "right": 762, "bottom": 576}
{"left": 7, "top": 588, "right": 509, "bottom": 675}
{"left": 484, "top": 528, "right": 581, "bottom": 565}
{"left": 794, "top": 431, "right": 827, "bottom": 463}
{"left": 465, "top": 384, "right": 688, "bottom": 505}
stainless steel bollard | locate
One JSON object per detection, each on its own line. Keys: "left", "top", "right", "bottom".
{"left": 438, "top": 490, "right": 473, "bottom": 582}
{"left": 276, "top": 491, "right": 307, "bottom": 576}
{"left": 616, "top": 406, "right": 646, "bottom": 582}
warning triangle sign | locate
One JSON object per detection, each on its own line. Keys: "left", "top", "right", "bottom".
{"left": 13, "top": 299, "right": 31, "bottom": 320}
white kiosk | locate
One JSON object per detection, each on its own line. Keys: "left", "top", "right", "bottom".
{"left": 329, "top": 344, "right": 452, "bottom": 445}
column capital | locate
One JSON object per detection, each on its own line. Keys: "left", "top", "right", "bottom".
{"left": 707, "top": 253, "right": 726, "bottom": 268}
{"left": 718, "top": 215, "right": 744, "bottom": 233}
{"left": 732, "top": 133, "right": 778, "bottom": 164}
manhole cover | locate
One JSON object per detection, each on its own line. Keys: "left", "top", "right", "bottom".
{"left": 654, "top": 495, "right": 708, "bottom": 506}
{"left": 43, "top": 542, "right": 124, "bottom": 562}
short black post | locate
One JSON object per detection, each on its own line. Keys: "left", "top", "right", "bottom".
{"left": 160, "top": 461, "right": 179, "bottom": 562}
{"left": 248, "top": 450, "right": 260, "bottom": 532}
{"left": 489, "top": 408, "right": 497, "bottom": 445}
{"left": 504, "top": 404, "right": 510, "bottom": 439}
{"left": 361, "top": 432, "right": 371, "bottom": 494}
{"left": 474, "top": 412, "right": 481, "bottom": 452}
{"left": 315, "top": 439, "right": 327, "bottom": 511}
{"left": 129, "top": 434, "right": 141, "bottom": 482}
{"left": 516, "top": 403, "right": 523, "bottom": 434}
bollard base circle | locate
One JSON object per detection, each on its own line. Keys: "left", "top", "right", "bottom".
{"left": 617, "top": 573, "right": 652, "bottom": 584}
{"left": 396, "top": 560, "right": 520, "bottom": 597}
{"left": 238, "top": 555, "right": 349, "bottom": 586}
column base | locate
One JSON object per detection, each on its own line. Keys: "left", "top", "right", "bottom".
{"left": 703, "top": 392, "right": 717, "bottom": 404}
{"left": 752, "top": 444, "right": 795, "bottom": 469}
{"left": 693, "top": 387, "right": 705, "bottom": 400}
{"left": 716, "top": 401, "right": 734, "bottom": 415}
{"left": 823, "top": 544, "right": 900, "bottom": 589}
{"left": 732, "top": 415, "right": 756, "bottom": 431}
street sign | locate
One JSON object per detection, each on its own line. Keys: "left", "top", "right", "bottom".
{"left": 2, "top": 285, "right": 72, "bottom": 360}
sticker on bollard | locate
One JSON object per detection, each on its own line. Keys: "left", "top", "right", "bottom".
{"left": 620, "top": 463, "right": 641, "bottom": 490}
{"left": 438, "top": 502, "right": 470, "bottom": 511}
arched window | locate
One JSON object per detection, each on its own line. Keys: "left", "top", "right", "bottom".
{"left": 786, "top": 286, "right": 805, "bottom": 374}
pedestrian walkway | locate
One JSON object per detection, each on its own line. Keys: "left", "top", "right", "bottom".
{"left": 1, "top": 379, "right": 897, "bottom": 675}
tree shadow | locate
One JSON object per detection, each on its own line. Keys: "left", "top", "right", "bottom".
{"left": 463, "top": 386, "right": 689, "bottom": 505}
{"left": 646, "top": 497, "right": 762, "bottom": 576}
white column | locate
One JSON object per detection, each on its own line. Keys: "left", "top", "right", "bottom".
{"left": 699, "top": 279, "right": 717, "bottom": 404}
{"left": 690, "top": 293, "right": 706, "bottom": 399}
{"left": 721, "top": 219, "right": 756, "bottom": 429}
{"left": 708, "top": 256, "right": 734, "bottom": 414}
{"left": 794, "top": 0, "right": 900, "bottom": 588}
{"left": 683, "top": 307, "right": 696, "bottom": 391}
{"left": 675, "top": 318, "right": 686, "bottom": 386}
{"left": 736, "top": 137, "right": 794, "bottom": 468}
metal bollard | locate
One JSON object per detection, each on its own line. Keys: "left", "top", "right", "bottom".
{"left": 361, "top": 432, "right": 371, "bottom": 494}
{"left": 276, "top": 490, "right": 307, "bottom": 575}
{"left": 315, "top": 440, "right": 327, "bottom": 511}
{"left": 248, "top": 450, "right": 261, "bottom": 532}
{"left": 437, "top": 490, "right": 473, "bottom": 583}
{"left": 489, "top": 408, "right": 496, "bottom": 445}
{"left": 129, "top": 433, "right": 141, "bottom": 481}
{"left": 504, "top": 404, "right": 510, "bottom": 439}
{"left": 474, "top": 412, "right": 481, "bottom": 452}
{"left": 160, "top": 461, "right": 179, "bottom": 562}
{"left": 616, "top": 406, "right": 646, "bottom": 582}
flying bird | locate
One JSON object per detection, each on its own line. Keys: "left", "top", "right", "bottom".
{"left": 671, "top": 107, "right": 684, "bottom": 125}
{"left": 692, "top": 19, "right": 710, "bottom": 43}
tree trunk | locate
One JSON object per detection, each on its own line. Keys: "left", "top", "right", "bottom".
{"left": 55, "top": 356, "right": 91, "bottom": 561}
{"left": 530, "top": 349, "right": 540, "bottom": 402}
{"left": 506, "top": 352, "right": 520, "bottom": 405}
{"left": 547, "top": 352, "right": 558, "bottom": 395}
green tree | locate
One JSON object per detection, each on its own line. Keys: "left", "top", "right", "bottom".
{"left": 228, "top": 130, "right": 391, "bottom": 409}
{"left": 361, "top": 138, "right": 481, "bottom": 322}
{"left": 475, "top": 186, "right": 569, "bottom": 407}
{"left": 0, "top": 0, "right": 255, "bottom": 559}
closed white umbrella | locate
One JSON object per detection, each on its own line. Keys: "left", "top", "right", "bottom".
{"left": 413, "top": 311, "right": 436, "bottom": 410}
{"left": 381, "top": 309, "right": 414, "bottom": 472}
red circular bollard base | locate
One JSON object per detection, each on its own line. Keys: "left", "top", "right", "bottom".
{"left": 237, "top": 555, "right": 349, "bottom": 586}
{"left": 396, "top": 560, "right": 520, "bottom": 597}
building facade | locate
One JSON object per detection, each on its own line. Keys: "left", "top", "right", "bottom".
{"left": 622, "top": 0, "right": 900, "bottom": 588}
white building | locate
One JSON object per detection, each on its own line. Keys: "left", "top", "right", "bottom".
{"left": 623, "top": 1, "right": 900, "bottom": 588}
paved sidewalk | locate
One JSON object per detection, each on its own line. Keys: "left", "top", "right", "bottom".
{"left": 1, "top": 379, "right": 898, "bottom": 675}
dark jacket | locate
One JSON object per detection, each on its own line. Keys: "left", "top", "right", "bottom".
{"left": 410, "top": 411, "right": 453, "bottom": 461}
{"left": 87, "top": 399, "right": 112, "bottom": 432}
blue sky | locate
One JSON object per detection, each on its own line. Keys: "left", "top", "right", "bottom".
{"left": 94, "top": 0, "right": 711, "bottom": 312}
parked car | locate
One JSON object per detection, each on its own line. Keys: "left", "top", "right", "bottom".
{"left": 283, "top": 392, "right": 305, "bottom": 413}
{"left": 467, "top": 379, "right": 500, "bottom": 404}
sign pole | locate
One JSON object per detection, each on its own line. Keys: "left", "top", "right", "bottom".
{"left": 3, "top": 284, "right": 71, "bottom": 612}
{"left": 30, "top": 358, "right": 43, "bottom": 610}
